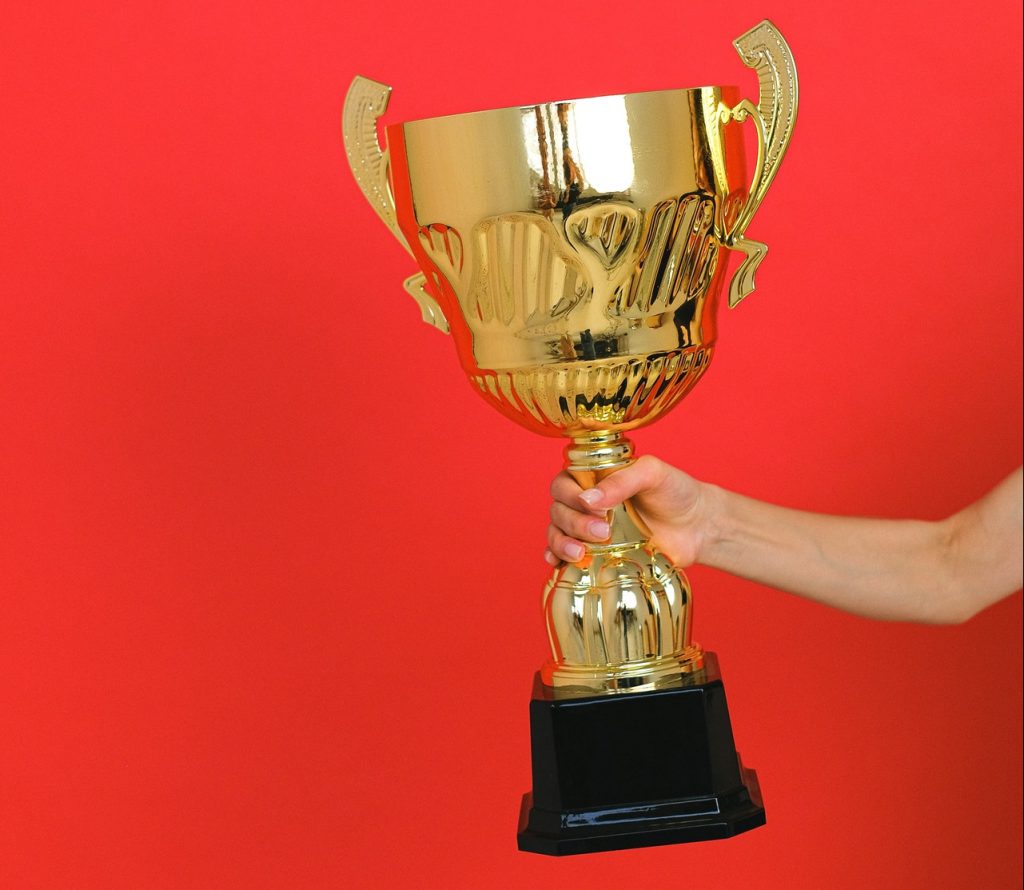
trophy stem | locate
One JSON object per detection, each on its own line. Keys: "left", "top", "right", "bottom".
{"left": 540, "top": 430, "right": 704, "bottom": 696}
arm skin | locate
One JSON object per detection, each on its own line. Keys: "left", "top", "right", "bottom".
{"left": 546, "top": 459, "right": 1023, "bottom": 625}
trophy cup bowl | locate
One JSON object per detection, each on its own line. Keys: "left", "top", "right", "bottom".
{"left": 344, "top": 19, "right": 797, "bottom": 854}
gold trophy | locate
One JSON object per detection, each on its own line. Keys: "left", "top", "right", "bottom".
{"left": 343, "top": 19, "right": 797, "bottom": 854}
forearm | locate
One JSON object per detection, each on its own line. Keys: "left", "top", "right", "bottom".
{"left": 698, "top": 486, "right": 977, "bottom": 623}
{"left": 549, "top": 458, "right": 1021, "bottom": 623}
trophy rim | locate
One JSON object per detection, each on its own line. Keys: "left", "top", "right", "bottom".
{"left": 393, "top": 83, "right": 741, "bottom": 131}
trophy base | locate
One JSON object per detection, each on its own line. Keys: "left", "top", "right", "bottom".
{"left": 517, "top": 651, "right": 765, "bottom": 856}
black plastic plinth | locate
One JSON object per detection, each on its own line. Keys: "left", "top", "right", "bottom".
{"left": 517, "top": 652, "right": 765, "bottom": 855}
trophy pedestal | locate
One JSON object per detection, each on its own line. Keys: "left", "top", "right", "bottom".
{"left": 517, "top": 652, "right": 764, "bottom": 855}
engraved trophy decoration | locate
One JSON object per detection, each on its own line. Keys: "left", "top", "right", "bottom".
{"left": 343, "top": 19, "right": 797, "bottom": 855}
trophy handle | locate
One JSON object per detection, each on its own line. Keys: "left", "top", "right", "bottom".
{"left": 723, "top": 20, "right": 799, "bottom": 307}
{"left": 342, "top": 76, "right": 450, "bottom": 333}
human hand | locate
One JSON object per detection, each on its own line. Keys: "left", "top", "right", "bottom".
{"left": 544, "top": 455, "right": 716, "bottom": 569}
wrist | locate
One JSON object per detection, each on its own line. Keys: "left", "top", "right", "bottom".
{"left": 691, "top": 482, "right": 730, "bottom": 566}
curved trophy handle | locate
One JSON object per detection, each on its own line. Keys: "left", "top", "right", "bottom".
{"left": 723, "top": 20, "right": 799, "bottom": 307}
{"left": 342, "top": 76, "right": 449, "bottom": 333}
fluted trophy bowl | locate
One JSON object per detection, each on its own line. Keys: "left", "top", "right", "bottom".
{"left": 386, "top": 86, "right": 747, "bottom": 436}
{"left": 344, "top": 20, "right": 797, "bottom": 695}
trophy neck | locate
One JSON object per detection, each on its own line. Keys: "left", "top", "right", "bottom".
{"left": 564, "top": 430, "right": 634, "bottom": 474}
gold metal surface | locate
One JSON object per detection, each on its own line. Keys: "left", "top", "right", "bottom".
{"left": 343, "top": 77, "right": 449, "bottom": 333}
{"left": 343, "top": 20, "right": 798, "bottom": 695}
{"left": 725, "top": 21, "right": 799, "bottom": 306}
{"left": 542, "top": 431, "right": 704, "bottom": 696}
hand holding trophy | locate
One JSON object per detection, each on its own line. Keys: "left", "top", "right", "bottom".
{"left": 343, "top": 20, "right": 798, "bottom": 854}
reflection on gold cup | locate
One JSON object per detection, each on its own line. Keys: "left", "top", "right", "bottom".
{"left": 344, "top": 19, "right": 797, "bottom": 698}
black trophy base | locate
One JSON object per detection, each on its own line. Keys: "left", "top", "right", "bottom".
{"left": 517, "top": 652, "right": 765, "bottom": 856}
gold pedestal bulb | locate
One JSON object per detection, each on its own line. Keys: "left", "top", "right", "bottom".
{"left": 343, "top": 19, "right": 798, "bottom": 854}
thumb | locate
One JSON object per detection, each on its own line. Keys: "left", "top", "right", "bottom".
{"left": 581, "top": 455, "right": 670, "bottom": 510}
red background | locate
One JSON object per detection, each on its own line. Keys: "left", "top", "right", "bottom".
{"left": 1, "top": 1, "right": 1021, "bottom": 887}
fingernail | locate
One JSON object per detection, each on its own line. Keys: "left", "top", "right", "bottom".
{"left": 588, "top": 520, "right": 610, "bottom": 539}
{"left": 544, "top": 550, "right": 558, "bottom": 566}
{"left": 580, "top": 489, "right": 602, "bottom": 506}
{"left": 565, "top": 542, "right": 585, "bottom": 561}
